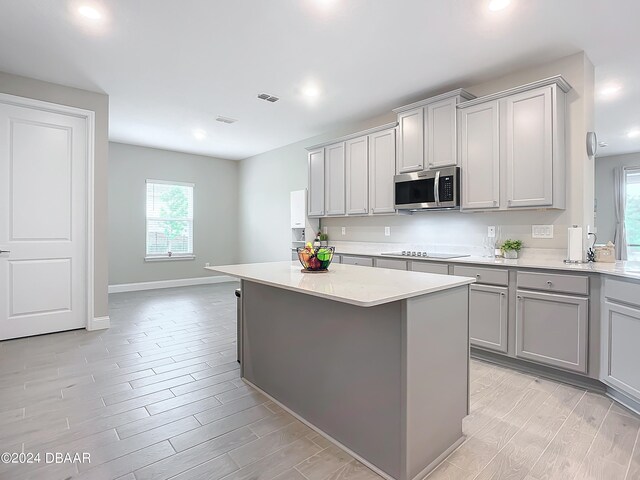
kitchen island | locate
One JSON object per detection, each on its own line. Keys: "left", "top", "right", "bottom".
{"left": 206, "top": 261, "right": 475, "bottom": 480}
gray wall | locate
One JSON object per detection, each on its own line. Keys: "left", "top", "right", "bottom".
{"left": 595, "top": 152, "right": 640, "bottom": 243}
{"left": 108, "top": 142, "right": 239, "bottom": 285}
{"left": 0, "top": 71, "right": 110, "bottom": 319}
{"left": 238, "top": 52, "right": 595, "bottom": 260}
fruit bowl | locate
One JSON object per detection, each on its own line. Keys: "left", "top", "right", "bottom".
{"left": 297, "top": 245, "right": 335, "bottom": 272}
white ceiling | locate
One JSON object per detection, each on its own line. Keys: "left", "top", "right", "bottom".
{"left": 0, "top": 0, "right": 638, "bottom": 159}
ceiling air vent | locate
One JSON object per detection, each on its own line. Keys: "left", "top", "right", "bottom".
{"left": 216, "top": 116, "right": 237, "bottom": 124}
{"left": 257, "top": 93, "right": 280, "bottom": 103}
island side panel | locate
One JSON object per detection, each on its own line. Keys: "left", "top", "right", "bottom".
{"left": 242, "top": 280, "right": 403, "bottom": 479}
{"left": 401, "top": 285, "right": 469, "bottom": 480}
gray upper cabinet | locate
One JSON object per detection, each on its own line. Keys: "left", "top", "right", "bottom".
{"left": 369, "top": 128, "right": 396, "bottom": 214}
{"left": 397, "top": 108, "right": 424, "bottom": 173}
{"left": 306, "top": 122, "right": 397, "bottom": 218}
{"left": 345, "top": 137, "right": 369, "bottom": 215}
{"left": 469, "top": 284, "right": 508, "bottom": 353}
{"left": 458, "top": 76, "right": 569, "bottom": 211}
{"left": 395, "top": 90, "right": 474, "bottom": 174}
{"left": 515, "top": 289, "right": 588, "bottom": 373}
{"left": 324, "top": 142, "right": 346, "bottom": 216}
{"left": 307, "top": 148, "right": 325, "bottom": 217}
{"left": 504, "top": 86, "right": 555, "bottom": 208}
{"left": 459, "top": 101, "right": 500, "bottom": 210}
{"left": 427, "top": 96, "right": 459, "bottom": 169}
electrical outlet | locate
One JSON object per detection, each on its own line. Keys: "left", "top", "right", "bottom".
{"left": 532, "top": 225, "right": 554, "bottom": 239}
{"left": 341, "top": 227, "right": 346, "bottom": 236}
{"left": 385, "top": 226, "right": 391, "bottom": 236}
{"left": 205, "top": 262, "right": 210, "bottom": 267}
{"left": 487, "top": 226, "right": 496, "bottom": 238}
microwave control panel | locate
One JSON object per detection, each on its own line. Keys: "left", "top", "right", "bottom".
{"left": 441, "top": 175, "right": 454, "bottom": 201}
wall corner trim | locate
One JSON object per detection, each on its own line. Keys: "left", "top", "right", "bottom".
{"left": 88, "top": 316, "right": 110, "bottom": 331}
{"left": 108, "top": 275, "right": 238, "bottom": 294}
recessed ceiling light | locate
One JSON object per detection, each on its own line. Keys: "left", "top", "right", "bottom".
{"left": 193, "top": 129, "right": 207, "bottom": 140}
{"left": 302, "top": 85, "right": 321, "bottom": 98}
{"left": 600, "top": 84, "right": 622, "bottom": 97}
{"left": 78, "top": 5, "right": 102, "bottom": 20}
{"left": 488, "top": 0, "right": 511, "bottom": 11}
{"left": 628, "top": 130, "right": 640, "bottom": 139}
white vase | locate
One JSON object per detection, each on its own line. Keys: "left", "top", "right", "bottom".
{"left": 503, "top": 250, "right": 518, "bottom": 259}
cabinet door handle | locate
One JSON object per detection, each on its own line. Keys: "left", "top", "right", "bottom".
{"left": 500, "top": 292, "right": 506, "bottom": 297}
{"left": 0, "top": 250, "right": 10, "bottom": 254}
{"left": 546, "top": 281, "right": 553, "bottom": 287}
{"left": 517, "top": 295, "right": 522, "bottom": 300}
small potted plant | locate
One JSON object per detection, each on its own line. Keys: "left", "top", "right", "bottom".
{"left": 319, "top": 232, "right": 329, "bottom": 246}
{"left": 501, "top": 239, "right": 523, "bottom": 259}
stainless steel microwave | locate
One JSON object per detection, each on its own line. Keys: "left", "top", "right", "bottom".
{"left": 394, "top": 166, "right": 460, "bottom": 211}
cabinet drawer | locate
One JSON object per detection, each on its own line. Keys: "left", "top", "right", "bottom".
{"left": 340, "top": 255, "right": 373, "bottom": 267}
{"left": 374, "top": 258, "right": 407, "bottom": 270}
{"left": 410, "top": 261, "right": 449, "bottom": 275}
{"left": 517, "top": 271, "right": 589, "bottom": 296}
{"left": 604, "top": 278, "right": 640, "bottom": 308}
{"left": 453, "top": 266, "right": 508, "bottom": 286}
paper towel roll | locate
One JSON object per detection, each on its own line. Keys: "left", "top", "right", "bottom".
{"left": 567, "top": 226, "right": 583, "bottom": 262}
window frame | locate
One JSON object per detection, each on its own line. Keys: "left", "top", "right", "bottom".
{"left": 144, "top": 179, "right": 195, "bottom": 262}
{"left": 625, "top": 167, "right": 640, "bottom": 260}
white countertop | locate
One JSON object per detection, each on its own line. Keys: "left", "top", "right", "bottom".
{"left": 323, "top": 242, "right": 640, "bottom": 282}
{"left": 370, "top": 252, "right": 640, "bottom": 281}
{"left": 206, "top": 261, "right": 475, "bottom": 307}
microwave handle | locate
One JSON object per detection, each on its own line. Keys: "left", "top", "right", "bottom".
{"left": 434, "top": 170, "right": 440, "bottom": 205}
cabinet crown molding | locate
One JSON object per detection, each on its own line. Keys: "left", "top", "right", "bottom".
{"left": 457, "top": 75, "right": 572, "bottom": 109}
{"left": 392, "top": 88, "right": 475, "bottom": 114}
{"left": 305, "top": 122, "right": 398, "bottom": 151}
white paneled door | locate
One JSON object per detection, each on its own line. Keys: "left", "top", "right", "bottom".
{"left": 0, "top": 99, "right": 89, "bottom": 340}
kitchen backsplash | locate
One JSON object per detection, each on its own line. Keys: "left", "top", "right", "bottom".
{"left": 319, "top": 209, "right": 591, "bottom": 252}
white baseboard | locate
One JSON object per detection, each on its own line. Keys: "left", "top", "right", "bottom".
{"left": 108, "top": 275, "right": 238, "bottom": 294}
{"left": 88, "top": 315, "right": 110, "bottom": 331}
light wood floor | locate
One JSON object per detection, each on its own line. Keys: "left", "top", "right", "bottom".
{"left": 0, "top": 283, "right": 638, "bottom": 480}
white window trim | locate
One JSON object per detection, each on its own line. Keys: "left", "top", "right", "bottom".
{"left": 145, "top": 255, "right": 196, "bottom": 262}
{"left": 145, "top": 179, "right": 195, "bottom": 260}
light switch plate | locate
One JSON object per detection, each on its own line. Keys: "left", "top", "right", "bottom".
{"left": 532, "top": 225, "right": 554, "bottom": 239}
{"left": 341, "top": 227, "right": 346, "bottom": 235}
{"left": 385, "top": 226, "right": 391, "bottom": 236}
{"left": 487, "top": 226, "right": 496, "bottom": 238}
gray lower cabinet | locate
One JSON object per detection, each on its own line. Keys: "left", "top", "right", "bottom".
{"left": 601, "top": 300, "right": 640, "bottom": 401}
{"left": 515, "top": 290, "right": 588, "bottom": 373}
{"left": 340, "top": 255, "right": 373, "bottom": 267}
{"left": 469, "top": 284, "right": 508, "bottom": 353}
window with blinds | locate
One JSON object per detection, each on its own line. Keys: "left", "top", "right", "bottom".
{"left": 626, "top": 168, "right": 640, "bottom": 261}
{"left": 146, "top": 180, "right": 194, "bottom": 258}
